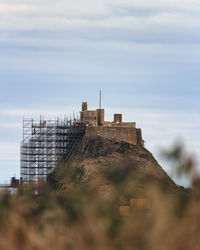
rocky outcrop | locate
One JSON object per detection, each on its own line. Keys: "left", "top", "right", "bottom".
{"left": 50, "top": 136, "right": 178, "bottom": 198}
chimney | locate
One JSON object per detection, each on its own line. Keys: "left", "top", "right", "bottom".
{"left": 114, "top": 114, "right": 122, "bottom": 123}
{"left": 82, "top": 102, "right": 88, "bottom": 111}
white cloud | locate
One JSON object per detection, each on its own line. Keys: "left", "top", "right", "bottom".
{"left": 0, "top": 122, "right": 21, "bottom": 129}
{"left": 0, "top": 142, "right": 19, "bottom": 161}
{"left": 0, "top": 107, "right": 80, "bottom": 118}
{"left": 0, "top": 4, "right": 37, "bottom": 14}
{"left": 0, "top": 0, "right": 200, "bottom": 37}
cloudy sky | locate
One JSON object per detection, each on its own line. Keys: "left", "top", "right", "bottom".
{"left": 0, "top": 0, "right": 200, "bottom": 185}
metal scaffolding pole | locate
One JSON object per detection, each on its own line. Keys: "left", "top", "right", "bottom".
{"left": 20, "top": 116, "right": 85, "bottom": 183}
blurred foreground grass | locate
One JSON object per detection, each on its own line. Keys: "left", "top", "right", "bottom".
{"left": 0, "top": 145, "right": 199, "bottom": 250}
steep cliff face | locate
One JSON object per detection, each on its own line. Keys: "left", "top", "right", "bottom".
{"left": 52, "top": 136, "right": 178, "bottom": 198}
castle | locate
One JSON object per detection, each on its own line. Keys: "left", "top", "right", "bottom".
{"left": 80, "top": 102, "right": 144, "bottom": 146}
{"left": 20, "top": 101, "right": 144, "bottom": 183}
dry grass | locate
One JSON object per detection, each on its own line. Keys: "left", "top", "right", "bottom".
{"left": 0, "top": 148, "right": 199, "bottom": 250}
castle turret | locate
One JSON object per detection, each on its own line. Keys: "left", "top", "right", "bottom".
{"left": 82, "top": 102, "right": 88, "bottom": 111}
{"left": 114, "top": 114, "right": 122, "bottom": 124}
{"left": 97, "top": 109, "right": 105, "bottom": 126}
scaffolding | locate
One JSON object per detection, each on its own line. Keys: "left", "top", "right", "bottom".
{"left": 20, "top": 117, "right": 85, "bottom": 183}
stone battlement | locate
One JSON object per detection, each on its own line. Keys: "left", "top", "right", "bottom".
{"left": 80, "top": 102, "right": 144, "bottom": 146}
{"left": 85, "top": 126, "right": 143, "bottom": 145}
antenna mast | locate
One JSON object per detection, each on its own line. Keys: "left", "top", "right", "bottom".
{"left": 99, "top": 90, "right": 102, "bottom": 110}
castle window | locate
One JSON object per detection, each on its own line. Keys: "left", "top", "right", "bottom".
{"left": 94, "top": 117, "right": 96, "bottom": 120}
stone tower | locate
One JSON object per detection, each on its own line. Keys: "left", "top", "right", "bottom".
{"left": 114, "top": 114, "right": 122, "bottom": 124}
{"left": 82, "top": 102, "right": 88, "bottom": 111}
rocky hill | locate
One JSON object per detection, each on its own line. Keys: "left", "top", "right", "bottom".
{"left": 50, "top": 136, "right": 179, "bottom": 201}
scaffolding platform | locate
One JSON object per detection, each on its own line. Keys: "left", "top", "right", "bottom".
{"left": 20, "top": 118, "right": 85, "bottom": 183}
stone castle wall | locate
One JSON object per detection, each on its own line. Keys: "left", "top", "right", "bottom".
{"left": 85, "top": 126, "right": 143, "bottom": 145}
